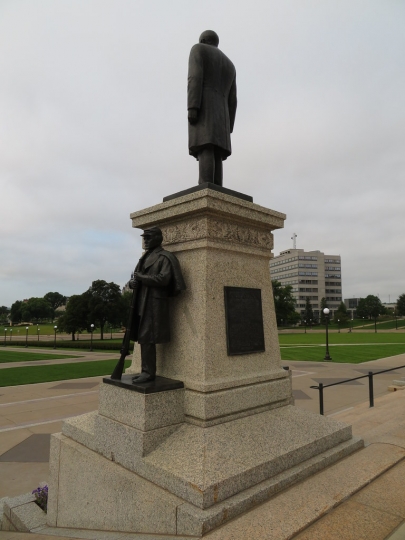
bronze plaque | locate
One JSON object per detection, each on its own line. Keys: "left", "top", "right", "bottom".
{"left": 224, "top": 287, "right": 265, "bottom": 355}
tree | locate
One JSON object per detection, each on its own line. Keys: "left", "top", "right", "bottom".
{"left": 0, "top": 306, "right": 9, "bottom": 325}
{"left": 333, "top": 301, "right": 350, "bottom": 324}
{"left": 120, "top": 291, "right": 133, "bottom": 327}
{"left": 44, "top": 292, "right": 67, "bottom": 320}
{"left": 87, "top": 280, "right": 122, "bottom": 339}
{"left": 272, "top": 280, "right": 301, "bottom": 326}
{"left": 58, "top": 294, "right": 90, "bottom": 341}
{"left": 397, "top": 294, "right": 405, "bottom": 316}
{"left": 320, "top": 297, "right": 328, "bottom": 325}
{"left": 10, "top": 301, "right": 23, "bottom": 324}
{"left": 21, "top": 298, "right": 53, "bottom": 323}
{"left": 303, "top": 297, "right": 314, "bottom": 325}
{"left": 356, "top": 295, "right": 386, "bottom": 331}
{"left": 356, "top": 298, "right": 368, "bottom": 319}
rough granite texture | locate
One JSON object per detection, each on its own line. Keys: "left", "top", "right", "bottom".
{"left": 95, "top": 413, "right": 181, "bottom": 458}
{"left": 51, "top": 435, "right": 183, "bottom": 534}
{"left": 184, "top": 376, "right": 291, "bottom": 424}
{"left": 98, "top": 384, "right": 184, "bottom": 431}
{"left": 141, "top": 405, "right": 353, "bottom": 509}
{"left": 203, "top": 443, "right": 405, "bottom": 540}
{"left": 9, "top": 500, "right": 46, "bottom": 532}
{"left": 61, "top": 411, "right": 96, "bottom": 451}
{"left": 47, "top": 433, "right": 62, "bottom": 527}
{"left": 176, "top": 437, "right": 363, "bottom": 536}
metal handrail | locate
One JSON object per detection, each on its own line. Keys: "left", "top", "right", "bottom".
{"left": 310, "top": 363, "right": 405, "bottom": 415}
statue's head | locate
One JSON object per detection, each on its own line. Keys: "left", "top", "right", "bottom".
{"left": 199, "top": 30, "right": 219, "bottom": 48}
{"left": 141, "top": 226, "right": 163, "bottom": 251}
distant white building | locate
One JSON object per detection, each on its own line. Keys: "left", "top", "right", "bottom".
{"left": 270, "top": 248, "right": 342, "bottom": 320}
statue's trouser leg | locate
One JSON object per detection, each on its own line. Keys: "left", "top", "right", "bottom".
{"left": 140, "top": 343, "right": 156, "bottom": 377}
{"left": 198, "top": 146, "right": 215, "bottom": 184}
{"left": 213, "top": 149, "right": 223, "bottom": 186}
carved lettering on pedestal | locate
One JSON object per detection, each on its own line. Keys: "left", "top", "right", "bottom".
{"left": 162, "top": 219, "right": 272, "bottom": 249}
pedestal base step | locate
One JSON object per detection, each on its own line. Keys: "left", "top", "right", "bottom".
{"left": 6, "top": 442, "right": 404, "bottom": 539}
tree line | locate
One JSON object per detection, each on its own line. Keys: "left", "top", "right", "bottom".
{"left": 1, "top": 292, "right": 67, "bottom": 326}
{"left": 2, "top": 281, "right": 132, "bottom": 341}
{"left": 272, "top": 280, "right": 405, "bottom": 326}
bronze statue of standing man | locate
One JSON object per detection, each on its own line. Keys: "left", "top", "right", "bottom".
{"left": 188, "top": 30, "right": 237, "bottom": 186}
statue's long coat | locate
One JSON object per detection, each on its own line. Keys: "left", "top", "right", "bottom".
{"left": 130, "top": 247, "right": 186, "bottom": 344}
{"left": 188, "top": 43, "right": 237, "bottom": 160}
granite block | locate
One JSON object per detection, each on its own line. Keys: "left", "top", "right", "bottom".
{"left": 353, "top": 460, "right": 405, "bottom": 518}
{"left": 54, "top": 435, "right": 183, "bottom": 534}
{"left": 141, "top": 406, "right": 354, "bottom": 509}
{"left": 0, "top": 497, "right": 10, "bottom": 530}
{"left": 98, "top": 383, "right": 184, "bottom": 431}
{"left": 293, "top": 500, "right": 402, "bottom": 540}
{"left": 184, "top": 376, "right": 291, "bottom": 423}
{"left": 10, "top": 500, "right": 46, "bottom": 532}
{"left": 177, "top": 437, "right": 363, "bottom": 536}
{"left": 204, "top": 443, "right": 405, "bottom": 540}
{"left": 47, "top": 433, "right": 62, "bottom": 526}
{"left": 61, "top": 411, "right": 96, "bottom": 450}
{"left": 37, "top": 526, "right": 129, "bottom": 538}
{"left": 4, "top": 492, "right": 35, "bottom": 517}
{"left": 1, "top": 514, "right": 17, "bottom": 531}
{"left": 94, "top": 413, "right": 180, "bottom": 459}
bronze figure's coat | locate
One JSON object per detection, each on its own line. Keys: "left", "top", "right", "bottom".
{"left": 188, "top": 42, "right": 237, "bottom": 160}
{"left": 130, "top": 246, "right": 186, "bottom": 344}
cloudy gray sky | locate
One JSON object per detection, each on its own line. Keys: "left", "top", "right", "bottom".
{"left": 1, "top": 0, "right": 404, "bottom": 307}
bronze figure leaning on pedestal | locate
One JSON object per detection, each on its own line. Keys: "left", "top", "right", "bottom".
{"left": 111, "top": 226, "right": 186, "bottom": 384}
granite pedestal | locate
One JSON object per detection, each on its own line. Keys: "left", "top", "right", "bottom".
{"left": 45, "top": 186, "right": 363, "bottom": 536}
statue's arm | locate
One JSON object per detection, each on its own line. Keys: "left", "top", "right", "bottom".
{"left": 187, "top": 45, "right": 203, "bottom": 124}
{"left": 135, "top": 258, "right": 173, "bottom": 288}
{"left": 228, "top": 75, "right": 237, "bottom": 134}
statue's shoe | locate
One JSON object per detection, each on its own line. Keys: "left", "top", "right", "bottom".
{"left": 132, "top": 372, "right": 155, "bottom": 383}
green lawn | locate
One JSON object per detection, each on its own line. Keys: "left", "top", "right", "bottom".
{"left": 279, "top": 333, "right": 405, "bottom": 345}
{"left": 0, "top": 359, "right": 130, "bottom": 387}
{"left": 280, "top": 344, "right": 405, "bottom": 364}
{"left": 0, "top": 350, "right": 83, "bottom": 363}
{"left": 278, "top": 332, "right": 405, "bottom": 363}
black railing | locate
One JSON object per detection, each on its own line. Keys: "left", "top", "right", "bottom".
{"left": 310, "top": 364, "right": 405, "bottom": 415}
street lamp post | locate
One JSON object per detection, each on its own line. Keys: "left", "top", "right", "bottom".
{"left": 349, "top": 318, "right": 353, "bottom": 333}
{"left": 37, "top": 326, "right": 40, "bottom": 341}
{"left": 25, "top": 326, "right": 29, "bottom": 348}
{"left": 90, "top": 324, "right": 94, "bottom": 352}
{"left": 338, "top": 319, "right": 340, "bottom": 333}
{"left": 110, "top": 325, "right": 113, "bottom": 340}
{"left": 310, "top": 318, "right": 312, "bottom": 330}
{"left": 4, "top": 328, "right": 7, "bottom": 346}
{"left": 304, "top": 319, "right": 307, "bottom": 334}
{"left": 53, "top": 326, "right": 57, "bottom": 349}
{"left": 323, "top": 308, "right": 332, "bottom": 361}
{"left": 10, "top": 329, "right": 12, "bottom": 342}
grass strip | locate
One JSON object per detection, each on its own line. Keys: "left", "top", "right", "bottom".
{"left": 278, "top": 333, "right": 405, "bottom": 345}
{"left": 0, "top": 359, "right": 130, "bottom": 387}
{"left": 280, "top": 344, "right": 405, "bottom": 363}
{"left": 0, "top": 350, "right": 83, "bottom": 363}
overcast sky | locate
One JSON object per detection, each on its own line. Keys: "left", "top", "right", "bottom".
{"left": 1, "top": 0, "right": 404, "bottom": 307}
